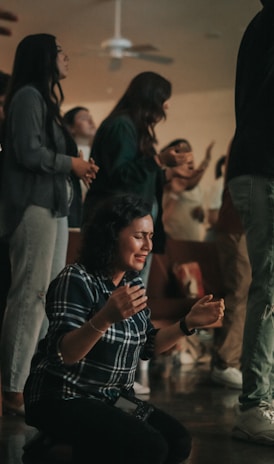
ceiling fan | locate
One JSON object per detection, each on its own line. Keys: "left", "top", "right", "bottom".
{"left": 91, "top": 0, "right": 174, "bottom": 69}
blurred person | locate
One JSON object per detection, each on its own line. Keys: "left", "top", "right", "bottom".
{"left": 204, "top": 155, "right": 226, "bottom": 242}
{"left": 0, "top": 33, "right": 97, "bottom": 415}
{"left": 211, "top": 145, "right": 251, "bottom": 390}
{"left": 82, "top": 72, "right": 191, "bottom": 393}
{"left": 63, "top": 106, "right": 97, "bottom": 227}
{"left": 162, "top": 139, "right": 213, "bottom": 241}
{"left": 226, "top": 0, "right": 274, "bottom": 445}
{"left": 83, "top": 72, "right": 190, "bottom": 254}
{"left": 23, "top": 193, "right": 225, "bottom": 464}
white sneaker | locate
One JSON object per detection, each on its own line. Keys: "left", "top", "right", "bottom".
{"left": 211, "top": 366, "right": 242, "bottom": 389}
{"left": 133, "top": 381, "right": 150, "bottom": 395}
{"left": 232, "top": 402, "right": 274, "bottom": 445}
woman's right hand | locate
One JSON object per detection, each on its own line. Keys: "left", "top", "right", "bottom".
{"left": 157, "top": 146, "right": 193, "bottom": 168}
{"left": 98, "top": 285, "right": 148, "bottom": 326}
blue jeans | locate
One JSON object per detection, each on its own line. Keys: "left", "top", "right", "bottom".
{"left": 229, "top": 176, "right": 274, "bottom": 409}
{"left": 0, "top": 205, "right": 68, "bottom": 392}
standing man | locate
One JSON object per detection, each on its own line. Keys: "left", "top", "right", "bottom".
{"left": 227, "top": 0, "right": 274, "bottom": 445}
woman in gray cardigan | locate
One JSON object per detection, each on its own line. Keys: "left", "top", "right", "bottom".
{"left": 0, "top": 33, "right": 98, "bottom": 415}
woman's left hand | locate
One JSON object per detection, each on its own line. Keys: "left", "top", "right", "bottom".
{"left": 185, "top": 294, "right": 225, "bottom": 330}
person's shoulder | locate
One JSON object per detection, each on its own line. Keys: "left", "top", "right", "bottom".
{"left": 14, "top": 85, "right": 41, "bottom": 98}
{"left": 52, "top": 263, "right": 87, "bottom": 281}
{"left": 47, "top": 264, "right": 90, "bottom": 293}
{"left": 100, "top": 113, "right": 135, "bottom": 133}
{"left": 11, "top": 85, "right": 42, "bottom": 107}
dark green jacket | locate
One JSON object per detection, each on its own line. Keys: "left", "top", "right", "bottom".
{"left": 83, "top": 113, "right": 166, "bottom": 252}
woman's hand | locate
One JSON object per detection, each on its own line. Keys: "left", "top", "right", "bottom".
{"left": 98, "top": 285, "right": 148, "bottom": 326}
{"left": 204, "top": 140, "right": 215, "bottom": 162}
{"left": 71, "top": 154, "right": 99, "bottom": 187}
{"left": 185, "top": 294, "right": 225, "bottom": 330}
{"left": 156, "top": 146, "right": 193, "bottom": 168}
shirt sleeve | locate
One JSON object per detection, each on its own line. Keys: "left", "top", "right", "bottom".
{"left": 44, "top": 265, "right": 98, "bottom": 364}
{"left": 92, "top": 116, "right": 159, "bottom": 191}
{"left": 9, "top": 86, "right": 72, "bottom": 174}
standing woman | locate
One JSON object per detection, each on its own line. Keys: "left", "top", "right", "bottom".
{"left": 83, "top": 71, "right": 190, "bottom": 262}
{"left": 82, "top": 72, "right": 190, "bottom": 393}
{"left": 0, "top": 33, "right": 97, "bottom": 414}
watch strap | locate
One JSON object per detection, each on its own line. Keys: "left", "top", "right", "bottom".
{"left": 179, "top": 317, "right": 196, "bottom": 336}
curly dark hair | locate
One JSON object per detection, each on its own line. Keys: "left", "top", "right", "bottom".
{"left": 79, "top": 194, "right": 152, "bottom": 275}
{"left": 108, "top": 71, "right": 171, "bottom": 156}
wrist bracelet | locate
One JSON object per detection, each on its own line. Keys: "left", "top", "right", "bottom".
{"left": 88, "top": 320, "right": 105, "bottom": 335}
{"left": 179, "top": 317, "right": 196, "bottom": 336}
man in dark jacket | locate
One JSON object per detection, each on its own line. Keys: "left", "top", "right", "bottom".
{"left": 227, "top": 0, "right": 274, "bottom": 445}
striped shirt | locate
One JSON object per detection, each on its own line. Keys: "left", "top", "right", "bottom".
{"left": 24, "top": 264, "right": 158, "bottom": 406}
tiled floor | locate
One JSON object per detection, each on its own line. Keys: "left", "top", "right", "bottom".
{"left": 1, "top": 355, "right": 274, "bottom": 464}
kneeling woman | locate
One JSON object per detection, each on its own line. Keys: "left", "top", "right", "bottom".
{"left": 24, "top": 193, "right": 224, "bottom": 464}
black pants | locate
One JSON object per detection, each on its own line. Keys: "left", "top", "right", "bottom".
{"left": 25, "top": 397, "right": 192, "bottom": 464}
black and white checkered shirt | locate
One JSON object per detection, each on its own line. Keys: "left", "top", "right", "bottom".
{"left": 24, "top": 264, "right": 158, "bottom": 406}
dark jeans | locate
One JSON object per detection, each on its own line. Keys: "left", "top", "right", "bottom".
{"left": 25, "top": 397, "right": 192, "bottom": 464}
{"left": 229, "top": 175, "right": 274, "bottom": 408}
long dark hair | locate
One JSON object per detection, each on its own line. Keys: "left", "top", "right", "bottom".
{"left": 4, "top": 33, "right": 64, "bottom": 148}
{"left": 108, "top": 71, "right": 171, "bottom": 156}
{"left": 79, "top": 193, "right": 152, "bottom": 275}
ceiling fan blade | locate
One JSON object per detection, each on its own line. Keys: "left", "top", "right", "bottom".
{"left": 126, "top": 52, "right": 174, "bottom": 64}
{"left": 129, "top": 44, "right": 158, "bottom": 53}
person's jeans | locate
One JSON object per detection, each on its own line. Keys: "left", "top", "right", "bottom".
{"left": 0, "top": 205, "right": 68, "bottom": 392}
{"left": 229, "top": 175, "right": 274, "bottom": 409}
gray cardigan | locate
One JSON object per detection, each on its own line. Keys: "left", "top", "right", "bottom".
{"left": 0, "top": 85, "right": 72, "bottom": 238}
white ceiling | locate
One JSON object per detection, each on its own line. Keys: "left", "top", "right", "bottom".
{"left": 0, "top": 0, "right": 261, "bottom": 106}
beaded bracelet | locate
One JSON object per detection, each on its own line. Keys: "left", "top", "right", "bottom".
{"left": 88, "top": 320, "right": 105, "bottom": 335}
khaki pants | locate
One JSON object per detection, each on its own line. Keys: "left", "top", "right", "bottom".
{"left": 213, "top": 231, "right": 251, "bottom": 370}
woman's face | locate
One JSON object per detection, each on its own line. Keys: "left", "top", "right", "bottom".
{"left": 56, "top": 42, "right": 69, "bottom": 80}
{"left": 115, "top": 216, "right": 154, "bottom": 274}
{"left": 71, "top": 110, "right": 97, "bottom": 141}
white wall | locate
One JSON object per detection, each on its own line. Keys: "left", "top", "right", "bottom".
{"left": 62, "top": 87, "right": 236, "bottom": 205}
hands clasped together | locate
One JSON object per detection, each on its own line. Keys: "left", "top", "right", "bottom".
{"left": 71, "top": 153, "right": 99, "bottom": 189}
